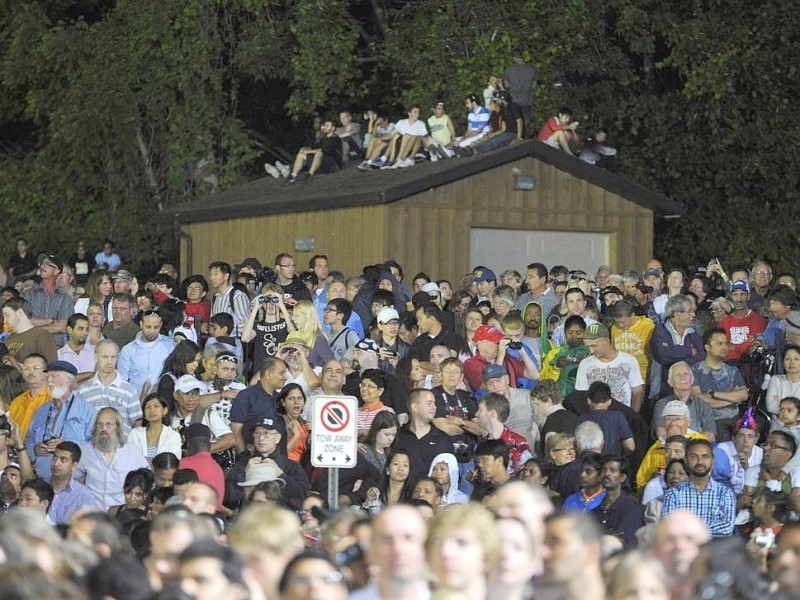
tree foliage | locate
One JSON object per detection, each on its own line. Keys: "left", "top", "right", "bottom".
{"left": 0, "top": 0, "right": 798, "bottom": 274}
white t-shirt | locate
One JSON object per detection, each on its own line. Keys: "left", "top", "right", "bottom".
{"left": 394, "top": 118, "right": 428, "bottom": 137}
{"left": 575, "top": 351, "right": 644, "bottom": 407}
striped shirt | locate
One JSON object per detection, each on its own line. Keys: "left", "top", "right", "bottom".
{"left": 79, "top": 372, "right": 142, "bottom": 435}
{"left": 661, "top": 478, "right": 735, "bottom": 537}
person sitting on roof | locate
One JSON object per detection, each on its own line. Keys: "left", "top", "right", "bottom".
{"left": 538, "top": 106, "right": 580, "bottom": 156}
{"left": 286, "top": 119, "right": 342, "bottom": 184}
{"left": 453, "top": 93, "right": 491, "bottom": 155}
{"left": 358, "top": 111, "right": 396, "bottom": 170}
{"left": 424, "top": 99, "right": 457, "bottom": 161}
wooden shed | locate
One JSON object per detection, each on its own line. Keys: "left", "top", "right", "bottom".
{"left": 172, "top": 141, "right": 682, "bottom": 281}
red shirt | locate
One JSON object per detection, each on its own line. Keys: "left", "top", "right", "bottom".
{"left": 720, "top": 311, "right": 766, "bottom": 361}
{"left": 480, "top": 426, "right": 533, "bottom": 478}
{"left": 179, "top": 452, "right": 225, "bottom": 510}
{"left": 538, "top": 116, "right": 577, "bottom": 143}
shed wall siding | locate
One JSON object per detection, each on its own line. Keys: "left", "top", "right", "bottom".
{"left": 180, "top": 157, "right": 653, "bottom": 280}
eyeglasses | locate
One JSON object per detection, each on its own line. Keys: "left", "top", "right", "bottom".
{"left": 215, "top": 355, "right": 238, "bottom": 364}
{"left": 763, "top": 442, "right": 792, "bottom": 451}
{"left": 253, "top": 430, "right": 280, "bottom": 438}
{"left": 286, "top": 572, "right": 343, "bottom": 587}
{"left": 325, "top": 307, "right": 339, "bottom": 313}
{"left": 359, "top": 382, "right": 379, "bottom": 390}
{"left": 442, "top": 368, "right": 462, "bottom": 375}
{"left": 279, "top": 264, "right": 295, "bottom": 269}
{"left": 754, "top": 270, "right": 772, "bottom": 276}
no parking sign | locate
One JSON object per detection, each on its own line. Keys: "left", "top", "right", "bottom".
{"left": 310, "top": 396, "right": 358, "bottom": 468}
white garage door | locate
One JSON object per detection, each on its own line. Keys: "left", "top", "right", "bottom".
{"left": 469, "top": 228, "right": 610, "bottom": 277}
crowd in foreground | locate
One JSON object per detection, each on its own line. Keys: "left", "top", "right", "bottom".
{"left": 0, "top": 240, "right": 799, "bottom": 599}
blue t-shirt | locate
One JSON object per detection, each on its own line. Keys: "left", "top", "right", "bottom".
{"left": 580, "top": 410, "right": 633, "bottom": 456}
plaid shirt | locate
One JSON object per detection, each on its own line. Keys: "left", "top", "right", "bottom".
{"left": 662, "top": 477, "right": 736, "bottom": 537}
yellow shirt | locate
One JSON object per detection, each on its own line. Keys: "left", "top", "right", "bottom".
{"left": 9, "top": 388, "right": 51, "bottom": 441}
{"left": 635, "top": 431, "right": 709, "bottom": 491}
{"left": 612, "top": 316, "right": 655, "bottom": 382}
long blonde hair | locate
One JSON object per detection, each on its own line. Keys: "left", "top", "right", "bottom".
{"left": 291, "top": 300, "right": 328, "bottom": 347}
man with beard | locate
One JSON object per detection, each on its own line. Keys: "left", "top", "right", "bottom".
{"left": 661, "top": 438, "right": 735, "bottom": 536}
{"left": 719, "top": 280, "right": 766, "bottom": 361}
{"left": 25, "top": 361, "right": 95, "bottom": 480}
{"left": 74, "top": 406, "right": 148, "bottom": 511}
{"left": 117, "top": 309, "right": 174, "bottom": 396}
{"left": 57, "top": 313, "right": 95, "bottom": 380}
{"left": 594, "top": 455, "right": 642, "bottom": 547}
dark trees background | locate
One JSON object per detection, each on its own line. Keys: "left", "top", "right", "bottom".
{"left": 0, "top": 0, "right": 797, "bottom": 274}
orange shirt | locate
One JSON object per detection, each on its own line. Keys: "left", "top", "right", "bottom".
{"left": 9, "top": 388, "right": 51, "bottom": 441}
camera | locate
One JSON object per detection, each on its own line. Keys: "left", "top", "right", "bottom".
{"left": 635, "top": 283, "right": 653, "bottom": 295}
{"left": 507, "top": 340, "right": 523, "bottom": 350}
{"left": 754, "top": 530, "right": 775, "bottom": 549}
{"left": 243, "top": 267, "right": 277, "bottom": 288}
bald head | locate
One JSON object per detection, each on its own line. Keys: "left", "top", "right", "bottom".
{"left": 653, "top": 510, "right": 710, "bottom": 577}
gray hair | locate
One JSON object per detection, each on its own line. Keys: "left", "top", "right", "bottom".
{"left": 667, "top": 361, "right": 694, "bottom": 385}
{"left": 575, "top": 420, "right": 604, "bottom": 453}
{"left": 203, "top": 342, "right": 229, "bottom": 361}
{"left": 664, "top": 294, "right": 690, "bottom": 319}
{"left": 93, "top": 406, "right": 126, "bottom": 447}
{"left": 490, "top": 285, "right": 518, "bottom": 309}
{"left": 621, "top": 270, "right": 640, "bottom": 285}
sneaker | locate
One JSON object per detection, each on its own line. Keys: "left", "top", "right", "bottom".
{"left": 264, "top": 163, "right": 281, "bottom": 178}
{"left": 358, "top": 161, "right": 372, "bottom": 171}
{"left": 302, "top": 172, "right": 315, "bottom": 183}
{"left": 286, "top": 174, "right": 298, "bottom": 184}
{"left": 435, "top": 145, "right": 450, "bottom": 160}
{"left": 275, "top": 161, "right": 290, "bottom": 178}
{"left": 453, "top": 146, "right": 467, "bottom": 158}
{"left": 429, "top": 152, "right": 438, "bottom": 162}
{"left": 380, "top": 161, "right": 395, "bottom": 170}
{"left": 397, "top": 157, "right": 413, "bottom": 168}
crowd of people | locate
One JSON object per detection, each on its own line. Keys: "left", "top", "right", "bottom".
{"left": 262, "top": 52, "right": 615, "bottom": 184}
{"left": 0, "top": 233, "right": 798, "bottom": 599}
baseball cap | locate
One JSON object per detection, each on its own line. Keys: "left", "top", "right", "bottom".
{"left": 112, "top": 269, "right": 134, "bottom": 283}
{"left": 473, "top": 268, "right": 497, "bottom": 283}
{"left": 235, "top": 257, "right": 262, "bottom": 272}
{"left": 466, "top": 93, "right": 481, "bottom": 104}
{"left": 175, "top": 374, "right": 204, "bottom": 394}
{"left": 183, "top": 423, "right": 211, "bottom": 441}
{"left": 643, "top": 268, "right": 662, "bottom": 279}
{"left": 37, "top": 253, "right": 63, "bottom": 272}
{"left": 786, "top": 310, "right": 800, "bottom": 336}
{"left": 45, "top": 360, "right": 78, "bottom": 377}
{"left": 355, "top": 339, "right": 380, "bottom": 353}
{"left": 377, "top": 307, "right": 400, "bottom": 325}
{"left": 730, "top": 280, "right": 750, "bottom": 294}
{"left": 482, "top": 364, "right": 506, "bottom": 382}
{"left": 421, "top": 282, "right": 440, "bottom": 295}
{"left": 473, "top": 325, "right": 504, "bottom": 344}
{"left": 661, "top": 400, "right": 690, "bottom": 418}
{"left": 582, "top": 323, "right": 610, "bottom": 340}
